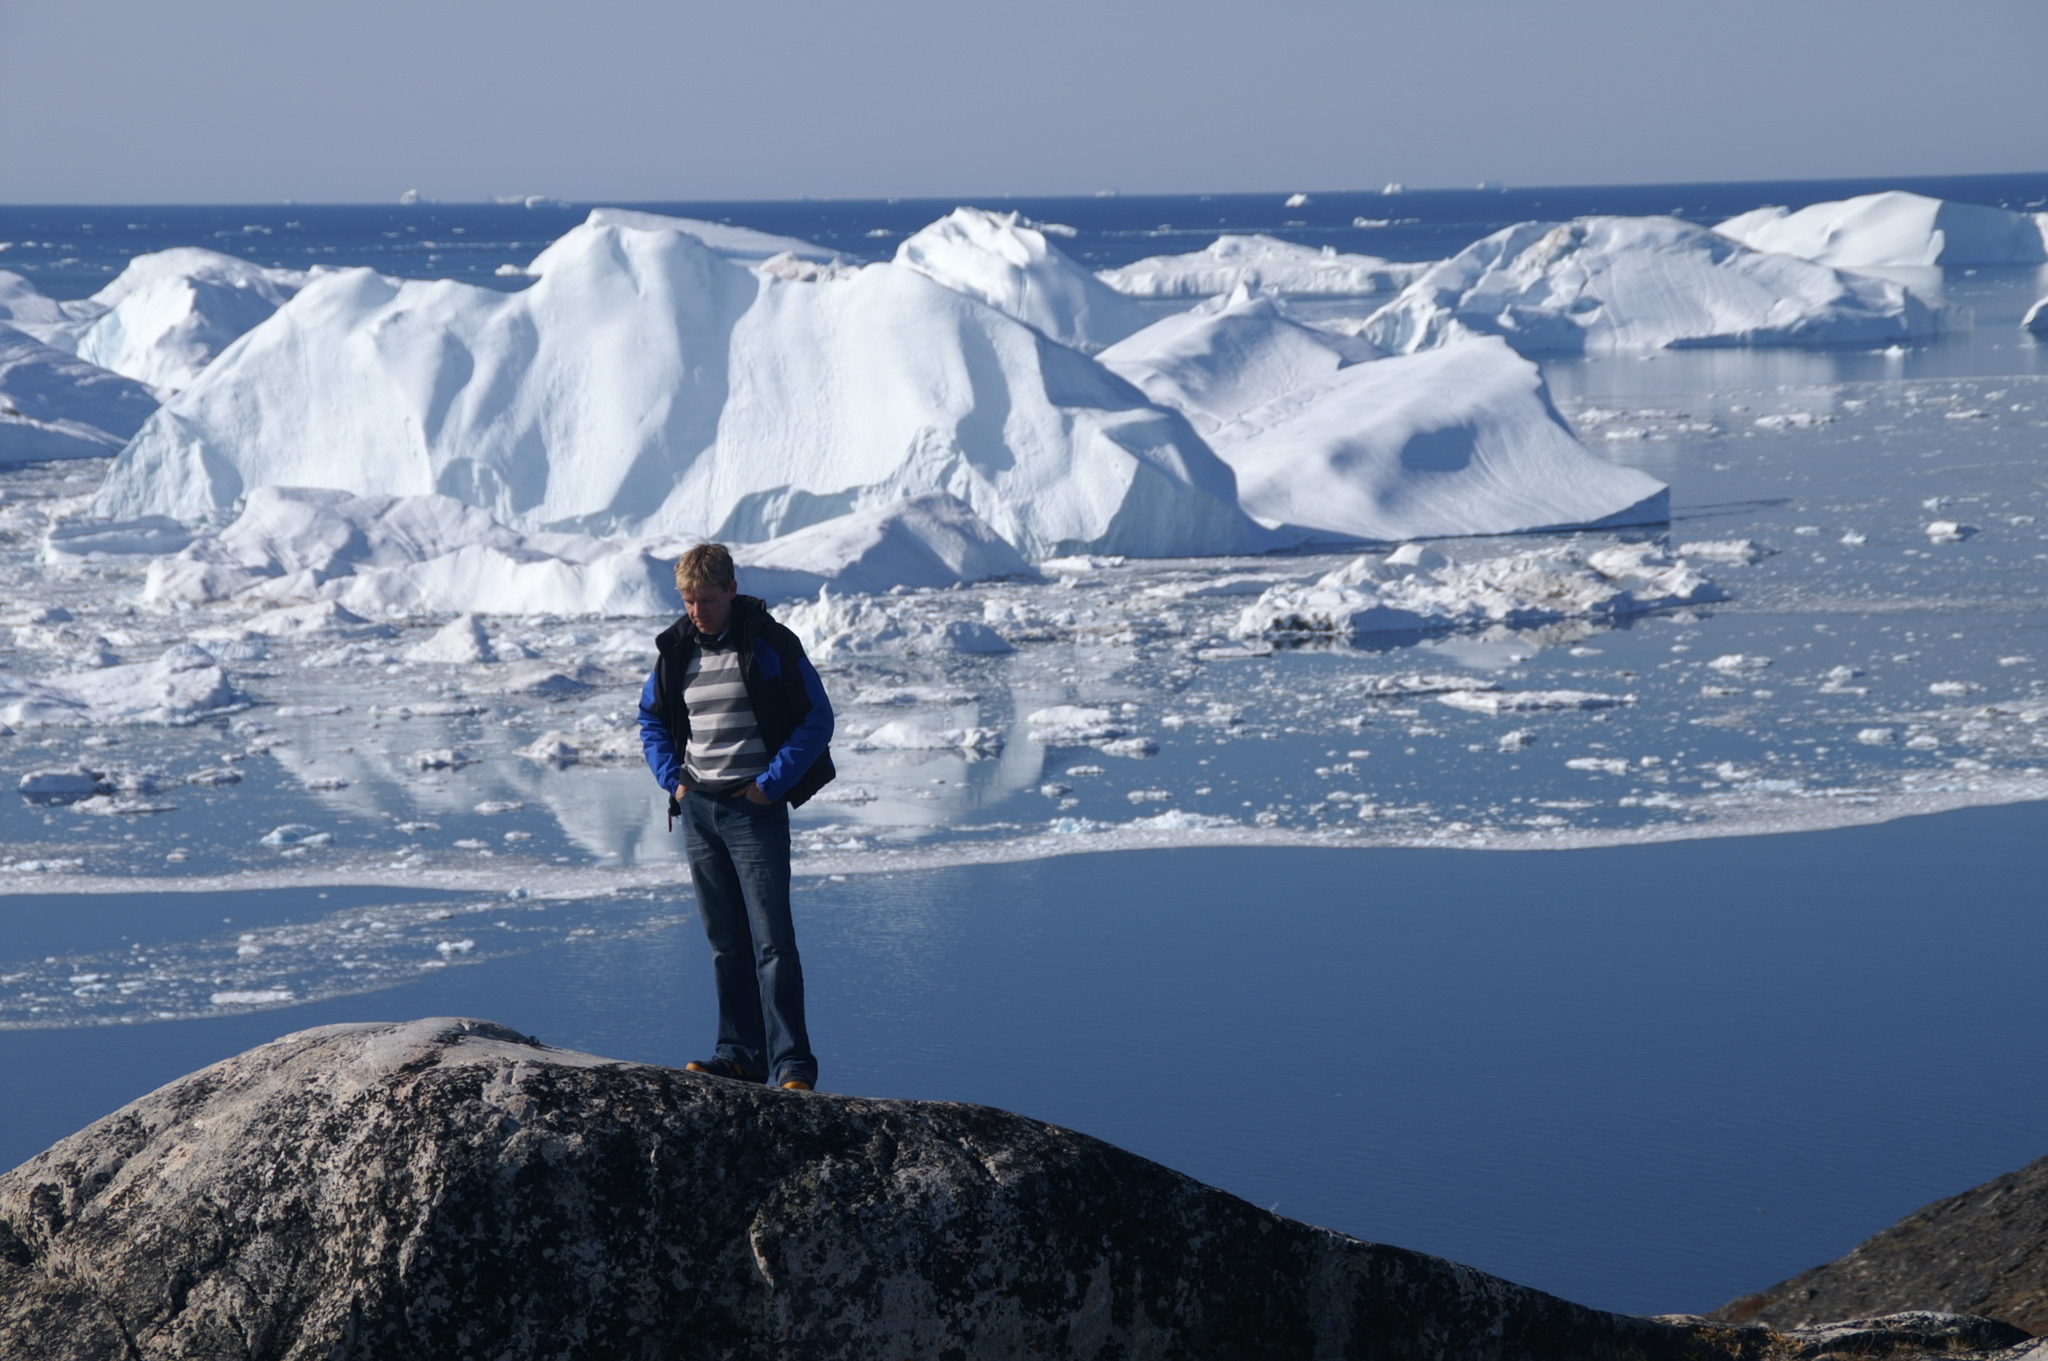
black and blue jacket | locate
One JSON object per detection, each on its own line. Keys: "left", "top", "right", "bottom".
{"left": 637, "top": 596, "right": 835, "bottom": 808}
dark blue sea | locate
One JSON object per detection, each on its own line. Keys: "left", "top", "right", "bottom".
{"left": 6, "top": 170, "right": 2045, "bottom": 300}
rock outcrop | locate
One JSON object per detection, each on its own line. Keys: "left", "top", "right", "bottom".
{"left": 0, "top": 1018, "right": 2037, "bottom": 1360}
{"left": 1713, "top": 1156, "right": 2048, "bottom": 1334}
{"left": 0, "top": 1018, "right": 1749, "bottom": 1360}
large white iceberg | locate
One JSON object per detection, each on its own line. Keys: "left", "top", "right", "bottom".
{"left": 1360, "top": 216, "right": 1942, "bottom": 354}
{"left": 0, "top": 324, "right": 160, "bottom": 463}
{"left": 893, "top": 208, "right": 1153, "bottom": 352}
{"left": 1103, "top": 295, "right": 1667, "bottom": 541}
{"left": 95, "top": 212, "right": 1261, "bottom": 561}
{"left": 1098, "top": 235, "right": 1429, "bottom": 297}
{"left": 1715, "top": 191, "right": 2048, "bottom": 269}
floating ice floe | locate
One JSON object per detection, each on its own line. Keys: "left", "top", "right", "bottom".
{"left": 893, "top": 208, "right": 1153, "bottom": 352}
{"left": 852, "top": 720, "right": 1003, "bottom": 752}
{"left": 405, "top": 613, "right": 502, "bottom": 663}
{"left": 1101, "top": 295, "right": 1667, "bottom": 541}
{"left": 1675, "top": 539, "right": 1775, "bottom": 563}
{"left": 0, "top": 323, "right": 160, "bottom": 463}
{"left": 1715, "top": 192, "right": 2048, "bottom": 269}
{"left": 0, "top": 645, "right": 247, "bottom": 727}
{"left": 1097, "top": 235, "right": 1429, "bottom": 297}
{"left": 2024, "top": 297, "right": 2048, "bottom": 336}
{"left": 778, "top": 591, "right": 1013, "bottom": 660}
{"left": 1438, "top": 690, "right": 1634, "bottom": 714}
{"left": 1359, "top": 216, "right": 1943, "bottom": 354}
{"left": 1026, "top": 705, "right": 1124, "bottom": 742}
{"left": 1238, "top": 541, "right": 1723, "bottom": 639}
{"left": 95, "top": 212, "right": 1259, "bottom": 560}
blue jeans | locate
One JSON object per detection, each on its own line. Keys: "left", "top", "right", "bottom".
{"left": 680, "top": 789, "right": 816, "bottom": 1086}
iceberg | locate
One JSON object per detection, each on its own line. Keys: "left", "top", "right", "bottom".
{"left": 1360, "top": 216, "right": 1942, "bottom": 354}
{"left": 1237, "top": 541, "right": 1723, "bottom": 638}
{"left": 0, "top": 271, "right": 73, "bottom": 329}
{"left": 734, "top": 493, "right": 1034, "bottom": 600}
{"left": 526, "top": 207, "right": 839, "bottom": 267}
{"left": 777, "top": 592, "right": 1014, "bottom": 659}
{"left": 1715, "top": 191, "right": 2048, "bottom": 269}
{"left": 1107, "top": 297, "right": 1666, "bottom": 541}
{"left": 894, "top": 208, "right": 1153, "bottom": 352}
{"left": 96, "top": 212, "right": 1262, "bottom": 561}
{"left": 1098, "top": 235, "right": 1429, "bottom": 297}
{"left": 1098, "top": 288, "right": 1380, "bottom": 435}
{"left": 2023, "top": 296, "right": 2048, "bottom": 336}
{"left": 0, "top": 324, "right": 160, "bottom": 463}
{"left": 71, "top": 248, "right": 314, "bottom": 392}
{"left": 0, "top": 644, "right": 247, "bottom": 727}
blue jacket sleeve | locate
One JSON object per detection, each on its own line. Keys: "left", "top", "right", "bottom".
{"left": 638, "top": 669, "right": 684, "bottom": 793}
{"left": 756, "top": 648, "right": 833, "bottom": 801}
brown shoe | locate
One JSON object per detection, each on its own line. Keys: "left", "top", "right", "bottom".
{"left": 780, "top": 1079, "right": 813, "bottom": 1092}
{"left": 685, "top": 1058, "right": 763, "bottom": 1083}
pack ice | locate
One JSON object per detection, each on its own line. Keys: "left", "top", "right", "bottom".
{"left": 1098, "top": 235, "right": 1429, "bottom": 297}
{"left": 1101, "top": 292, "right": 1668, "bottom": 541}
{"left": 1715, "top": 191, "right": 2048, "bottom": 268}
{"left": 1359, "top": 216, "right": 1942, "bottom": 354}
{"left": 1236, "top": 541, "right": 1724, "bottom": 638}
{"left": 94, "top": 211, "right": 1262, "bottom": 561}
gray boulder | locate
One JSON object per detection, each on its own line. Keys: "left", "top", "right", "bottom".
{"left": 1, "top": 1017, "right": 1762, "bottom": 1361}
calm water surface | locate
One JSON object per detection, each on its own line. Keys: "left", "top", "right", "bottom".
{"left": 5, "top": 801, "right": 2044, "bottom": 1316}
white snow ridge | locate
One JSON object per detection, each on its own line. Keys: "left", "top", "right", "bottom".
{"left": 95, "top": 211, "right": 1261, "bottom": 561}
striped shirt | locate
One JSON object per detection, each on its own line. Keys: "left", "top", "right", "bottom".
{"left": 681, "top": 633, "right": 769, "bottom": 792}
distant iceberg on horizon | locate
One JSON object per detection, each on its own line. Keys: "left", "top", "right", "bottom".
{"left": 1359, "top": 215, "right": 1943, "bottom": 355}
{"left": 1716, "top": 190, "right": 2048, "bottom": 269}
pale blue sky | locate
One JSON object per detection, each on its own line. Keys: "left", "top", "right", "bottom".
{"left": 3, "top": 0, "right": 2042, "bottom": 203}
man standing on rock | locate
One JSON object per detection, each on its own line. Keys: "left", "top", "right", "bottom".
{"left": 638, "top": 543, "right": 835, "bottom": 1092}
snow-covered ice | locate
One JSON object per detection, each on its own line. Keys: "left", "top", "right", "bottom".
{"left": 1715, "top": 192, "right": 2048, "bottom": 268}
{"left": 67, "top": 248, "right": 314, "bottom": 392}
{"left": 1097, "top": 235, "right": 1428, "bottom": 297}
{"left": 1237, "top": 541, "right": 1722, "bottom": 638}
{"left": 893, "top": 208, "right": 1152, "bottom": 352}
{"left": 1360, "top": 217, "right": 1942, "bottom": 354}
{"left": 734, "top": 494, "right": 1035, "bottom": 600}
{"left": 0, "top": 644, "right": 247, "bottom": 727}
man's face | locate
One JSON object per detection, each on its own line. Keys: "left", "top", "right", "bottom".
{"left": 682, "top": 578, "right": 739, "bottom": 636}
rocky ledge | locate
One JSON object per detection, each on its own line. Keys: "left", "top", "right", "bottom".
{"left": 0, "top": 1018, "right": 2036, "bottom": 1361}
{"left": 1713, "top": 1155, "right": 2048, "bottom": 1335}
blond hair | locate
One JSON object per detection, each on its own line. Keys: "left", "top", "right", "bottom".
{"left": 673, "top": 543, "right": 737, "bottom": 592}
